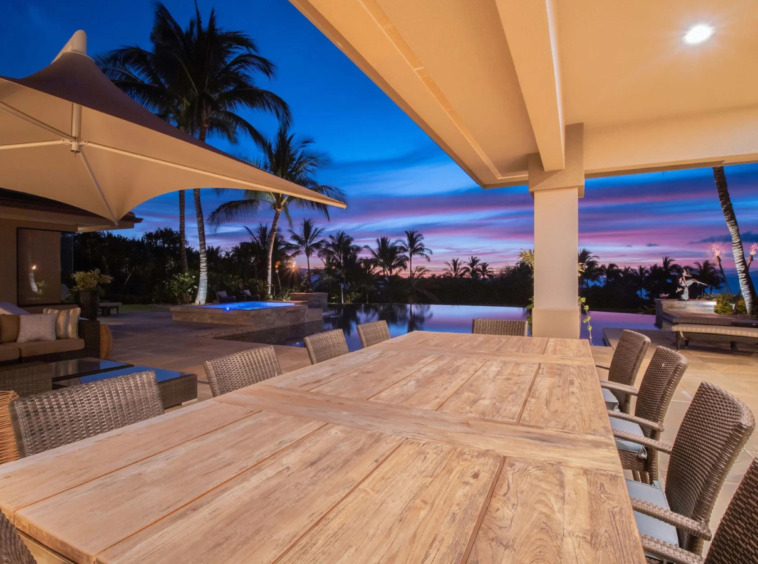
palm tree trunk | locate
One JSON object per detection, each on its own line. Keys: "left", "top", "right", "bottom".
{"left": 179, "top": 190, "right": 188, "bottom": 273}
{"left": 192, "top": 127, "right": 210, "bottom": 305}
{"left": 192, "top": 188, "right": 208, "bottom": 304}
{"left": 267, "top": 208, "right": 282, "bottom": 296}
{"left": 713, "top": 166, "right": 757, "bottom": 316}
{"left": 306, "top": 255, "right": 312, "bottom": 290}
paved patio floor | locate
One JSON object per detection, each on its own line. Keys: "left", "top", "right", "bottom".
{"left": 103, "top": 311, "right": 757, "bottom": 549}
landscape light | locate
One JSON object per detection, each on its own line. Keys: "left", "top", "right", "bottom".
{"left": 683, "top": 24, "right": 714, "bottom": 45}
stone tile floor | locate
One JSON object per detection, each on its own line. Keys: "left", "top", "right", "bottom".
{"left": 103, "top": 312, "right": 758, "bottom": 550}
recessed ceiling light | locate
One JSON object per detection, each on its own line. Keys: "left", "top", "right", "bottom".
{"left": 684, "top": 24, "right": 714, "bottom": 45}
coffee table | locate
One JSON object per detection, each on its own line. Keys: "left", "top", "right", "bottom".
{"left": 53, "top": 359, "right": 197, "bottom": 409}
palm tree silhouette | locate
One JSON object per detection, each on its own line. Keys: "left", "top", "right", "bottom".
{"left": 287, "top": 219, "right": 325, "bottom": 290}
{"left": 208, "top": 126, "right": 345, "bottom": 295}
{"left": 99, "top": 2, "right": 290, "bottom": 303}
{"left": 443, "top": 258, "right": 465, "bottom": 278}
{"left": 368, "top": 237, "right": 408, "bottom": 277}
{"left": 398, "top": 230, "right": 432, "bottom": 278}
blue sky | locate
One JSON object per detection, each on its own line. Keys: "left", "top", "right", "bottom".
{"left": 2, "top": 0, "right": 757, "bottom": 285}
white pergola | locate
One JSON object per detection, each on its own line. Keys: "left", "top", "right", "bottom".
{"left": 289, "top": 0, "right": 758, "bottom": 337}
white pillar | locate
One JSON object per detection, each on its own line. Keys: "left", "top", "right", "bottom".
{"left": 529, "top": 124, "right": 584, "bottom": 339}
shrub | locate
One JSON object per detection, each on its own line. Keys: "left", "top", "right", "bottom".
{"left": 167, "top": 272, "right": 197, "bottom": 305}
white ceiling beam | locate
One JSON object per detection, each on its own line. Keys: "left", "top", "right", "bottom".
{"left": 496, "top": 0, "right": 565, "bottom": 171}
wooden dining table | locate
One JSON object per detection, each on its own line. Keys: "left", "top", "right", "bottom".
{"left": 0, "top": 331, "right": 646, "bottom": 563}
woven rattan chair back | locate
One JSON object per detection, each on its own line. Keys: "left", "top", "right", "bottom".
{"left": 0, "top": 510, "right": 36, "bottom": 564}
{"left": 204, "top": 347, "right": 282, "bottom": 397}
{"left": 666, "top": 382, "right": 755, "bottom": 554}
{"left": 705, "top": 458, "right": 758, "bottom": 564}
{"left": 608, "top": 330, "right": 650, "bottom": 386}
{"left": 0, "top": 363, "right": 53, "bottom": 398}
{"left": 634, "top": 347, "right": 687, "bottom": 435}
{"left": 471, "top": 319, "right": 528, "bottom": 337}
{"left": 304, "top": 329, "right": 349, "bottom": 364}
{"left": 357, "top": 321, "right": 391, "bottom": 348}
{"left": 10, "top": 371, "right": 164, "bottom": 458}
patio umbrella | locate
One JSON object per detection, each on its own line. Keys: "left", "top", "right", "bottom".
{"left": 0, "top": 31, "right": 346, "bottom": 223}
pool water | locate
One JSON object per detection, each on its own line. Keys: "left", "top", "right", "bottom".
{"left": 221, "top": 303, "right": 657, "bottom": 349}
{"left": 202, "top": 301, "right": 295, "bottom": 310}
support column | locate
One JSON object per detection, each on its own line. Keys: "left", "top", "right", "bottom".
{"left": 529, "top": 124, "right": 584, "bottom": 339}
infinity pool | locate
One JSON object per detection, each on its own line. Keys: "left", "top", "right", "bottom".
{"left": 202, "top": 301, "right": 295, "bottom": 310}
{"left": 221, "top": 303, "right": 657, "bottom": 348}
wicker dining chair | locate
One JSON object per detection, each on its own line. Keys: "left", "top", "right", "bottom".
{"left": 603, "top": 346, "right": 687, "bottom": 483}
{"left": 641, "top": 457, "right": 758, "bottom": 564}
{"left": 10, "top": 371, "right": 164, "bottom": 458}
{"left": 0, "top": 363, "right": 53, "bottom": 398}
{"left": 0, "top": 510, "right": 36, "bottom": 564}
{"left": 204, "top": 347, "right": 282, "bottom": 397}
{"left": 598, "top": 330, "right": 651, "bottom": 413}
{"left": 613, "top": 382, "right": 755, "bottom": 558}
{"left": 304, "top": 329, "right": 349, "bottom": 364}
{"left": 357, "top": 321, "right": 391, "bottom": 348}
{"left": 471, "top": 319, "right": 528, "bottom": 337}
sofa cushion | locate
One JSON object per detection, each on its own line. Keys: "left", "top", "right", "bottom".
{"left": 0, "top": 343, "right": 20, "bottom": 362}
{"left": 626, "top": 479, "right": 680, "bottom": 548}
{"left": 602, "top": 387, "right": 621, "bottom": 410}
{"left": 0, "top": 315, "right": 20, "bottom": 344}
{"left": 17, "top": 314, "right": 57, "bottom": 343}
{"left": 610, "top": 416, "right": 647, "bottom": 460}
{"left": 16, "top": 338, "right": 85, "bottom": 358}
{"left": 43, "top": 307, "right": 80, "bottom": 339}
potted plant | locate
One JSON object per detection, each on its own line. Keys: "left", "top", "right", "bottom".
{"left": 73, "top": 269, "right": 112, "bottom": 320}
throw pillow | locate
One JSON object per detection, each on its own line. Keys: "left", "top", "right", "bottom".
{"left": 0, "top": 315, "right": 20, "bottom": 344}
{"left": 43, "top": 308, "right": 81, "bottom": 339}
{"left": 0, "top": 303, "right": 28, "bottom": 316}
{"left": 16, "top": 314, "right": 57, "bottom": 343}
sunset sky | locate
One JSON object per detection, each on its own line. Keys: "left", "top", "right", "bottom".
{"left": 3, "top": 0, "right": 757, "bottom": 283}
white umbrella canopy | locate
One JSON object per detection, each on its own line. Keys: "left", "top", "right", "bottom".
{"left": 0, "top": 31, "right": 346, "bottom": 223}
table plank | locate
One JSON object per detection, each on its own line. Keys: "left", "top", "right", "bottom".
{"left": 467, "top": 458, "right": 645, "bottom": 563}
{"left": 438, "top": 360, "right": 540, "bottom": 422}
{"left": 311, "top": 350, "right": 439, "bottom": 399}
{"left": 97, "top": 425, "right": 402, "bottom": 564}
{"left": 213, "top": 386, "right": 622, "bottom": 473}
{"left": 519, "top": 363, "right": 611, "bottom": 436}
{"left": 370, "top": 355, "right": 488, "bottom": 409}
{"left": 277, "top": 441, "right": 503, "bottom": 564}
{"left": 0, "top": 400, "right": 258, "bottom": 520}
{"left": 16, "top": 412, "right": 325, "bottom": 564}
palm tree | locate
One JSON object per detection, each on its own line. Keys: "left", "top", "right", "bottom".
{"left": 479, "top": 262, "right": 494, "bottom": 279}
{"left": 368, "top": 237, "right": 408, "bottom": 277}
{"left": 287, "top": 219, "right": 325, "bottom": 289}
{"left": 465, "top": 256, "right": 482, "bottom": 280}
{"left": 443, "top": 258, "right": 465, "bottom": 278}
{"left": 578, "top": 248, "right": 601, "bottom": 288}
{"left": 208, "top": 126, "right": 345, "bottom": 295}
{"left": 694, "top": 260, "right": 723, "bottom": 294}
{"left": 713, "top": 166, "right": 757, "bottom": 315}
{"left": 99, "top": 3, "right": 290, "bottom": 304}
{"left": 398, "top": 230, "right": 432, "bottom": 278}
{"left": 319, "top": 231, "right": 361, "bottom": 303}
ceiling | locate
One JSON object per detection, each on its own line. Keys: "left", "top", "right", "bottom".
{"left": 290, "top": 0, "right": 758, "bottom": 188}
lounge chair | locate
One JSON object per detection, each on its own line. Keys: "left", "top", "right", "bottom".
{"left": 603, "top": 346, "right": 687, "bottom": 483}
{"left": 357, "top": 321, "right": 391, "bottom": 348}
{"left": 304, "top": 329, "right": 349, "bottom": 364}
{"left": 597, "top": 329, "right": 651, "bottom": 413}
{"left": 204, "top": 347, "right": 282, "bottom": 397}
{"left": 10, "top": 371, "right": 164, "bottom": 457}
{"left": 471, "top": 319, "right": 528, "bottom": 336}
{"left": 614, "top": 382, "right": 754, "bottom": 557}
{"left": 215, "top": 290, "right": 236, "bottom": 304}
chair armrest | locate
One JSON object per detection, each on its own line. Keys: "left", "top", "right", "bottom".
{"left": 639, "top": 534, "right": 704, "bottom": 564}
{"left": 612, "top": 430, "right": 673, "bottom": 454}
{"left": 608, "top": 411, "right": 664, "bottom": 433}
{"left": 631, "top": 499, "right": 712, "bottom": 541}
{"left": 600, "top": 381, "right": 639, "bottom": 396}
